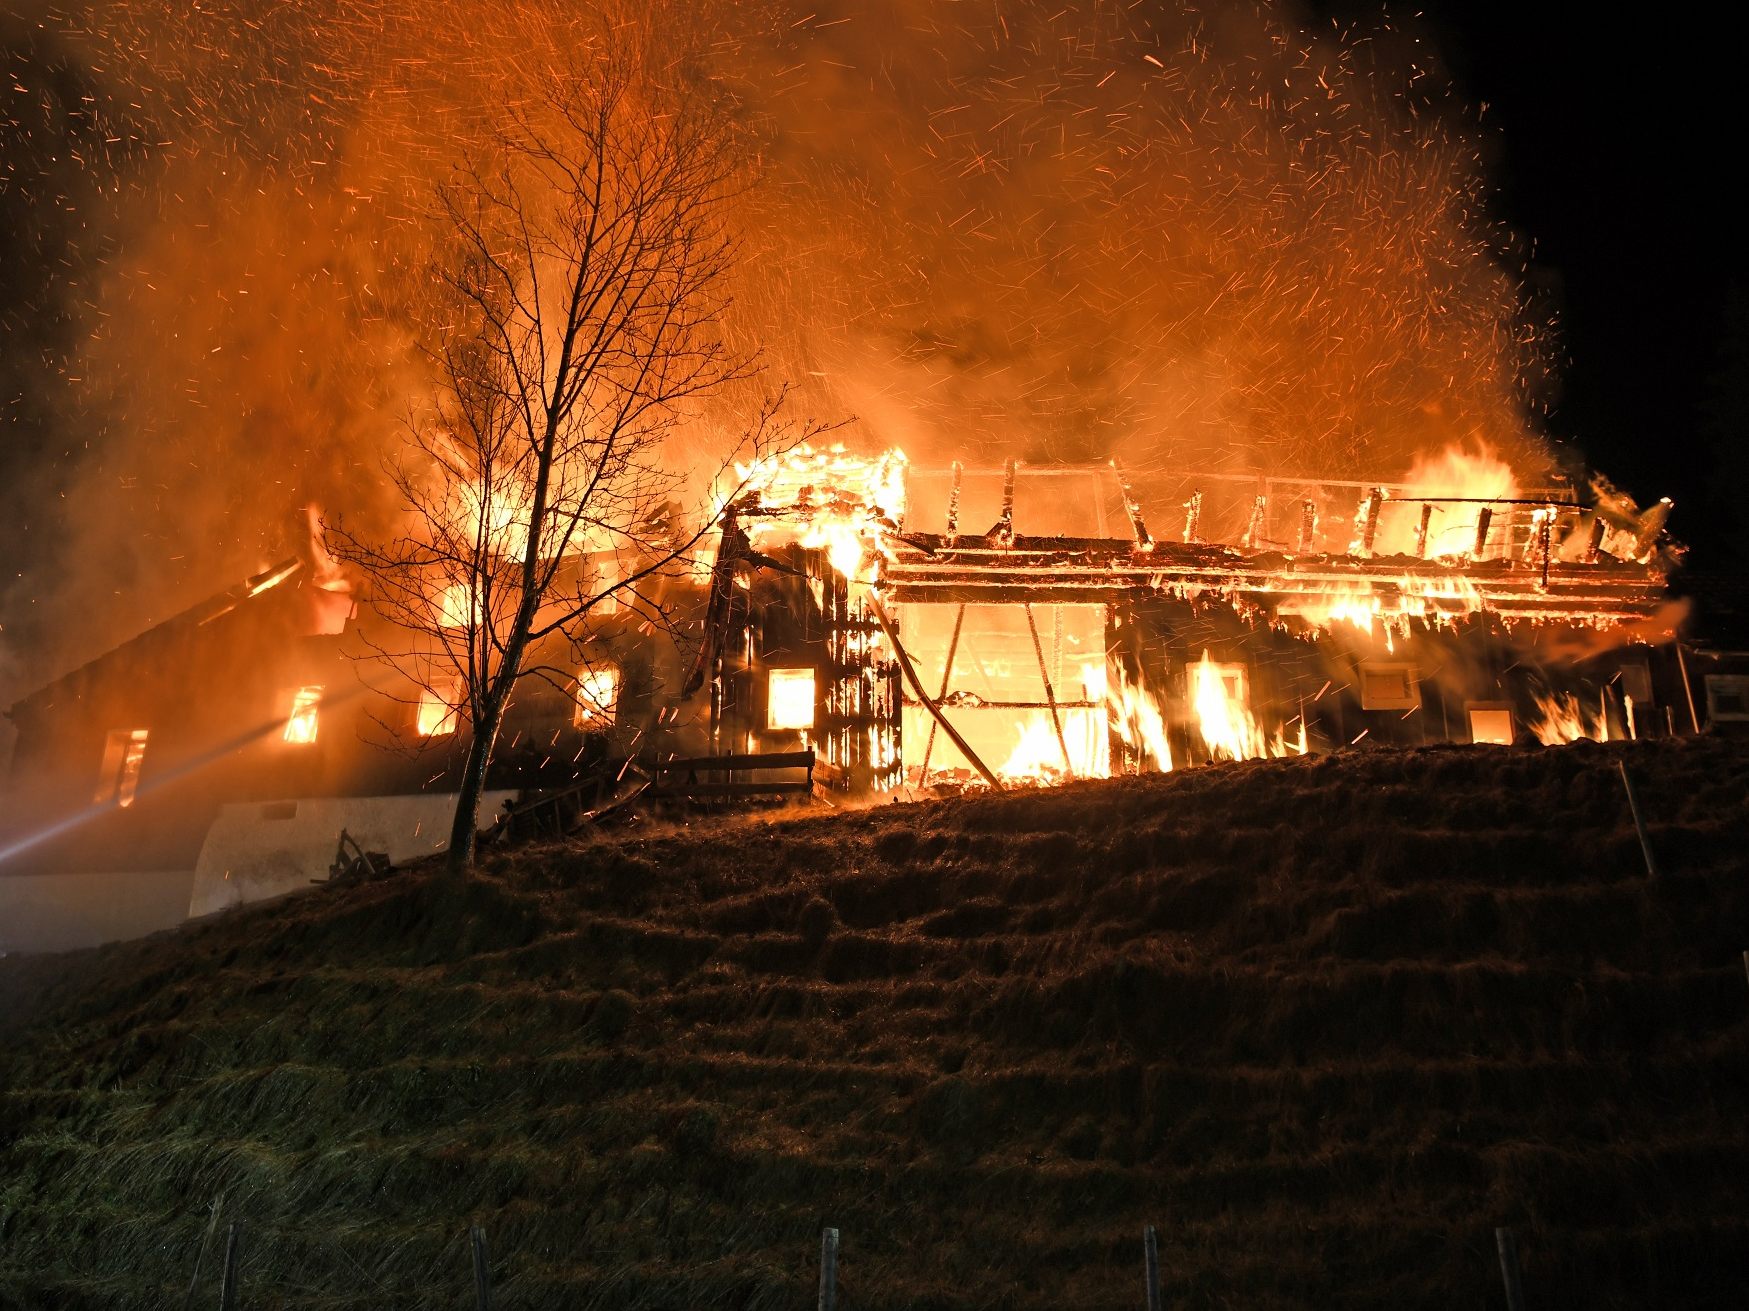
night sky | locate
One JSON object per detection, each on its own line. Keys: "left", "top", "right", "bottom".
{"left": 1329, "top": 1, "right": 1749, "bottom": 566}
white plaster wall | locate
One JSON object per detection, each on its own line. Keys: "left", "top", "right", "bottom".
{"left": 188, "top": 791, "right": 515, "bottom": 919}
{"left": 0, "top": 868, "right": 196, "bottom": 954}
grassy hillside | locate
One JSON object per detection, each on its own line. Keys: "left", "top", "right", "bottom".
{"left": 2, "top": 739, "right": 1748, "bottom": 1309}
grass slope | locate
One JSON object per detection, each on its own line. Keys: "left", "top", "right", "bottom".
{"left": 2, "top": 740, "right": 1748, "bottom": 1309}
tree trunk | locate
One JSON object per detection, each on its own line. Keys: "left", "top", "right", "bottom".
{"left": 444, "top": 694, "right": 507, "bottom": 882}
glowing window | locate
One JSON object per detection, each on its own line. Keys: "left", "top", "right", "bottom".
{"left": 766, "top": 667, "right": 816, "bottom": 731}
{"left": 1467, "top": 706, "right": 1514, "bottom": 745}
{"left": 575, "top": 667, "right": 620, "bottom": 727}
{"left": 95, "top": 729, "right": 149, "bottom": 807}
{"left": 434, "top": 582, "right": 477, "bottom": 630}
{"left": 1359, "top": 663, "right": 1419, "bottom": 711}
{"left": 283, "top": 686, "right": 322, "bottom": 744}
{"left": 1704, "top": 675, "right": 1749, "bottom": 723}
{"left": 417, "top": 685, "right": 461, "bottom": 737}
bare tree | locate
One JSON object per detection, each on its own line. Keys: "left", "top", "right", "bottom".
{"left": 336, "top": 41, "right": 811, "bottom": 879}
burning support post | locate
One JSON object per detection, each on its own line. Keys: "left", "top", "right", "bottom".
{"left": 1352, "top": 487, "right": 1384, "bottom": 556}
{"left": 995, "top": 460, "right": 1016, "bottom": 548}
{"left": 1112, "top": 459, "right": 1152, "bottom": 551}
{"left": 946, "top": 460, "right": 963, "bottom": 547}
{"left": 1298, "top": 499, "right": 1317, "bottom": 554}
{"left": 1183, "top": 490, "right": 1203, "bottom": 544}
{"left": 1473, "top": 506, "right": 1494, "bottom": 561}
{"left": 1535, "top": 508, "right": 1554, "bottom": 590}
{"left": 1242, "top": 494, "right": 1267, "bottom": 550}
{"left": 1415, "top": 503, "right": 1433, "bottom": 558}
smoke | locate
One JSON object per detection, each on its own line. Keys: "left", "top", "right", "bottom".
{"left": 0, "top": 0, "right": 1557, "bottom": 692}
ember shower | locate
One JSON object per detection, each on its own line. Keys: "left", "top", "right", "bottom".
{"left": 3, "top": 0, "right": 1556, "bottom": 688}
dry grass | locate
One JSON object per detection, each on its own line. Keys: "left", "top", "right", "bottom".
{"left": 2, "top": 738, "right": 1748, "bottom": 1308}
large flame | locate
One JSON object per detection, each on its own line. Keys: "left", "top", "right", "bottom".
{"left": 1528, "top": 689, "right": 1611, "bottom": 745}
{"left": 1373, "top": 442, "right": 1521, "bottom": 558}
{"left": 1189, "top": 650, "right": 1306, "bottom": 762}
{"left": 733, "top": 443, "right": 908, "bottom": 581}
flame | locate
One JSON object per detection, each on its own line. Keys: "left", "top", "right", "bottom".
{"left": 417, "top": 685, "right": 461, "bottom": 737}
{"left": 1092, "top": 660, "right": 1172, "bottom": 773}
{"left": 575, "top": 667, "right": 619, "bottom": 727}
{"left": 1189, "top": 650, "right": 1306, "bottom": 762}
{"left": 282, "top": 686, "right": 322, "bottom": 744}
{"left": 1373, "top": 442, "right": 1520, "bottom": 557}
{"left": 733, "top": 443, "right": 908, "bottom": 581}
{"left": 995, "top": 704, "right": 1109, "bottom": 783}
{"left": 1279, "top": 574, "right": 1483, "bottom": 647}
{"left": 1528, "top": 689, "right": 1610, "bottom": 745}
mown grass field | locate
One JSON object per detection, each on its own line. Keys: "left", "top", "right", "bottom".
{"left": 2, "top": 738, "right": 1747, "bottom": 1308}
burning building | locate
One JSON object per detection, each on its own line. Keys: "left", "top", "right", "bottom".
{"left": 712, "top": 445, "right": 1684, "bottom": 791}
{"left": 0, "top": 441, "right": 1691, "bottom": 950}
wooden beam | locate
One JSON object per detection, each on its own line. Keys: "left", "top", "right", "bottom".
{"left": 869, "top": 592, "right": 1003, "bottom": 790}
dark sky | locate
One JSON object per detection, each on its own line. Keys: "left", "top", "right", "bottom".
{"left": 1313, "top": 1, "right": 1749, "bottom": 563}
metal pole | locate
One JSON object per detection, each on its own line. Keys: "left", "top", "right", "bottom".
{"left": 1494, "top": 1227, "right": 1526, "bottom": 1311}
{"left": 818, "top": 1227, "right": 840, "bottom": 1311}
{"left": 217, "top": 1221, "right": 242, "bottom": 1311}
{"left": 179, "top": 1195, "right": 224, "bottom": 1311}
{"left": 1619, "top": 760, "right": 1660, "bottom": 878}
{"left": 1675, "top": 640, "right": 1700, "bottom": 733}
{"left": 1143, "top": 1225, "right": 1162, "bottom": 1311}
{"left": 472, "top": 1224, "right": 491, "bottom": 1311}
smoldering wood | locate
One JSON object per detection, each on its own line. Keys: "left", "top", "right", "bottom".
{"left": 1473, "top": 507, "right": 1494, "bottom": 560}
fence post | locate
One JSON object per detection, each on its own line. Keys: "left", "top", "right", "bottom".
{"left": 1143, "top": 1225, "right": 1162, "bottom": 1311}
{"left": 471, "top": 1224, "right": 492, "bottom": 1311}
{"left": 1495, "top": 1227, "right": 1526, "bottom": 1311}
{"left": 1618, "top": 760, "right": 1660, "bottom": 878}
{"left": 818, "top": 1226, "right": 839, "bottom": 1311}
{"left": 217, "top": 1221, "right": 242, "bottom": 1311}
